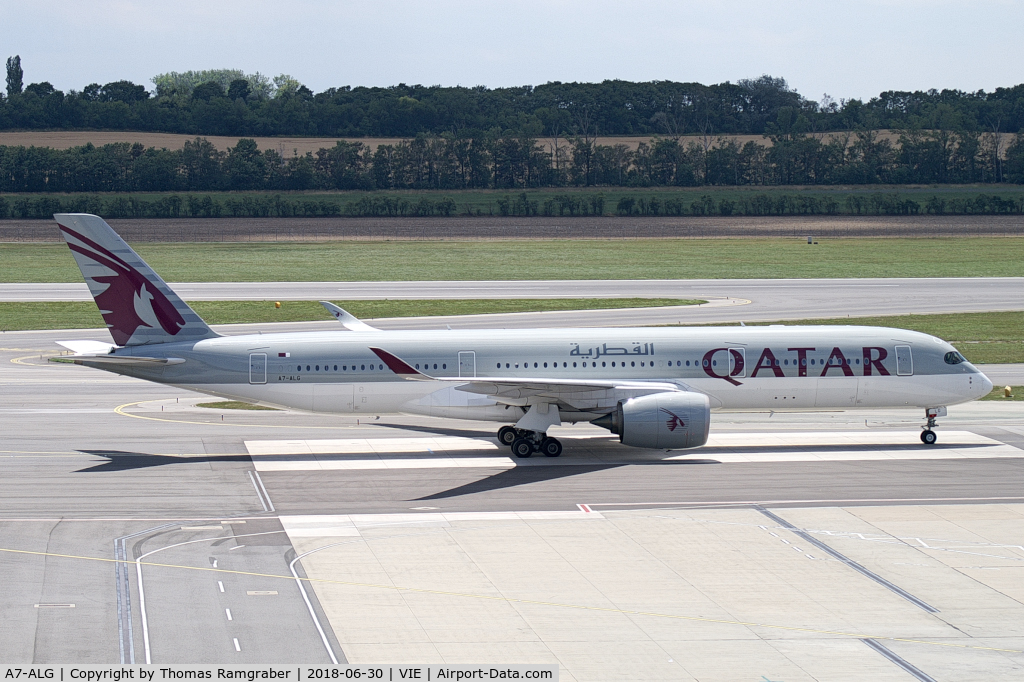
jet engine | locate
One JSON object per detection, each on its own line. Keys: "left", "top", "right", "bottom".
{"left": 592, "top": 391, "right": 710, "bottom": 449}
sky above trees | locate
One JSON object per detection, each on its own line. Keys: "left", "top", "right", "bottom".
{"left": 2, "top": 0, "right": 1020, "bottom": 102}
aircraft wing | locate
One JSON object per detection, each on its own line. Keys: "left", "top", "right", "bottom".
{"left": 369, "top": 346, "right": 682, "bottom": 408}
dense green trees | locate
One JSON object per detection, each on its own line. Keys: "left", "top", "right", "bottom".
{"left": 2, "top": 131, "right": 1022, "bottom": 195}
{"left": 3, "top": 59, "right": 1024, "bottom": 139}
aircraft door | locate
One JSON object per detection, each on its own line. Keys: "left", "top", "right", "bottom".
{"left": 728, "top": 347, "right": 746, "bottom": 378}
{"left": 895, "top": 345, "right": 914, "bottom": 376}
{"left": 249, "top": 353, "right": 267, "bottom": 384}
{"left": 458, "top": 351, "right": 476, "bottom": 378}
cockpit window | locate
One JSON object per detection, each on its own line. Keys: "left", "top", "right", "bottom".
{"left": 944, "top": 351, "right": 966, "bottom": 365}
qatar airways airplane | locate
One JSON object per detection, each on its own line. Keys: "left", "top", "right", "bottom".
{"left": 53, "top": 213, "right": 992, "bottom": 458}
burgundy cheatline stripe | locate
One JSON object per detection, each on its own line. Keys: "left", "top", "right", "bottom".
{"left": 369, "top": 347, "right": 423, "bottom": 376}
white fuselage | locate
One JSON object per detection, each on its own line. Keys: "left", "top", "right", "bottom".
{"left": 109, "top": 325, "right": 992, "bottom": 423}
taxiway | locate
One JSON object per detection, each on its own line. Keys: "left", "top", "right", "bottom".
{"left": 3, "top": 332, "right": 1024, "bottom": 678}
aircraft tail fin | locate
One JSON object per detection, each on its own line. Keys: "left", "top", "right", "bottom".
{"left": 55, "top": 213, "right": 219, "bottom": 346}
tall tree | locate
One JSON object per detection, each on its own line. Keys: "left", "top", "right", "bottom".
{"left": 6, "top": 55, "right": 23, "bottom": 96}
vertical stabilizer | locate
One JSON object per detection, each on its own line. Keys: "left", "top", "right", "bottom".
{"left": 55, "top": 213, "right": 219, "bottom": 346}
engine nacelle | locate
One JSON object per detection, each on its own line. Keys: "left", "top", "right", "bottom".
{"left": 593, "top": 391, "right": 710, "bottom": 449}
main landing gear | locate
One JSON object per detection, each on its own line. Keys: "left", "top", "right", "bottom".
{"left": 496, "top": 426, "right": 562, "bottom": 458}
{"left": 920, "top": 406, "right": 946, "bottom": 445}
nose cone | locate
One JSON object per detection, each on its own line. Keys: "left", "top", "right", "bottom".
{"left": 977, "top": 371, "right": 994, "bottom": 397}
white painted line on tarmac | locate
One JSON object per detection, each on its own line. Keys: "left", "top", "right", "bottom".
{"left": 218, "top": 581, "right": 224, "bottom": 593}
{"left": 233, "top": 638, "right": 241, "bottom": 652}
{"left": 280, "top": 510, "right": 604, "bottom": 538}
{"left": 245, "top": 430, "right": 1020, "bottom": 471}
{"left": 225, "top": 608, "right": 232, "bottom": 621}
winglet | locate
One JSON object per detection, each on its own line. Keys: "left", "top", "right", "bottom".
{"left": 369, "top": 347, "right": 432, "bottom": 380}
{"left": 319, "top": 301, "right": 379, "bottom": 332}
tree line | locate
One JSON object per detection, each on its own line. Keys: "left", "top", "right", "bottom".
{"left": 2, "top": 129, "right": 1024, "bottom": 195}
{"left": 2, "top": 190, "right": 1021, "bottom": 220}
{"left": 4, "top": 58, "right": 1024, "bottom": 139}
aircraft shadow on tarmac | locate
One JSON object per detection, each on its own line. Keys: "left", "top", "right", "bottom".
{"left": 415, "top": 458, "right": 719, "bottom": 500}
{"left": 76, "top": 450, "right": 252, "bottom": 472}
{"left": 375, "top": 422, "right": 502, "bottom": 439}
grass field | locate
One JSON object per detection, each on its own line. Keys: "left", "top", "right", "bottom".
{"left": 4, "top": 237, "right": 1024, "bottom": 282}
{"left": 0, "top": 298, "right": 703, "bottom": 332}
{"left": 739, "top": 312, "right": 1024, "bottom": 364}
{"left": 981, "top": 386, "right": 1024, "bottom": 401}
{"left": 195, "top": 401, "right": 277, "bottom": 410}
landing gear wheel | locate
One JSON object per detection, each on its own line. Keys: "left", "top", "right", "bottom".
{"left": 511, "top": 437, "right": 534, "bottom": 458}
{"left": 540, "top": 437, "right": 563, "bottom": 458}
{"left": 921, "top": 429, "right": 937, "bottom": 445}
{"left": 497, "top": 426, "right": 517, "bottom": 447}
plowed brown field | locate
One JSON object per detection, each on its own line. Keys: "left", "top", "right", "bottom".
{"left": 0, "top": 130, "right": 940, "bottom": 154}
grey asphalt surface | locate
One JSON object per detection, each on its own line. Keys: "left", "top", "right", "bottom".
{"left": 6, "top": 277, "right": 1024, "bottom": 331}
{"left": 3, "top": 323, "right": 1024, "bottom": 663}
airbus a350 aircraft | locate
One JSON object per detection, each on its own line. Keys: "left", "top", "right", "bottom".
{"left": 53, "top": 213, "right": 993, "bottom": 458}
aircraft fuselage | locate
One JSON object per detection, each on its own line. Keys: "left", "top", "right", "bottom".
{"left": 88, "top": 324, "right": 991, "bottom": 423}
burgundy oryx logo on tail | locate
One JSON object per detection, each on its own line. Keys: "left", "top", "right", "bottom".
{"left": 661, "top": 408, "right": 685, "bottom": 432}
{"left": 59, "top": 224, "right": 185, "bottom": 345}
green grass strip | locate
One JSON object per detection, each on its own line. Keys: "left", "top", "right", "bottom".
{"left": 4, "top": 237, "right": 1024, "bottom": 282}
{"left": 0, "top": 298, "right": 704, "bottom": 332}
{"left": 980, "top": 386, "right": 1024, "bottom": 401}
{"left": 195, "top": 401, "right": 278, "bottom": 410}
{"left": 736, "top": 311, "right": 1024, "bottom": 364}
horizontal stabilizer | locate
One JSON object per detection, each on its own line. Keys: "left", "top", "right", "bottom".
{"left": 52, "top": 355, "right": 185, "bottom": 366}
{"left": 319, "top": 301, "right": 379, "bottom": 332}
{"left": 56, "top": 339, "right": 116, "bottom": 355}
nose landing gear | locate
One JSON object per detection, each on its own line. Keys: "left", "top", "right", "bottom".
{"left": 920, "top": 406, "right": 946, "bottom": 445}
{"left": 497, "top": 426, "right": 562, "bottom": 458}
